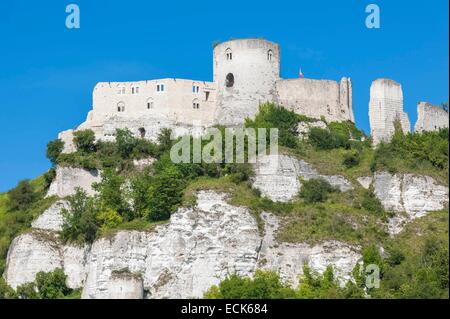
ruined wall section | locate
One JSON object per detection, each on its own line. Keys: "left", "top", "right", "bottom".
{"left": 414, "top": 102, "right": 449, "bottom": 133}
{"left": 275, "top": 77, "right": 354, "bottom": 123}
{"left": 369, "top": 79, "right": 411, "bottom": 145}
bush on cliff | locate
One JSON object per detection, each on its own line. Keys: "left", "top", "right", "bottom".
{"left": 46, "top": 139, "right": 64, "bottom": 165}
{"left": 299, "top": 178, "right": 338, "bottom": 204}
{"left": 73, "top": 129, "right": 96, "bottom": 153}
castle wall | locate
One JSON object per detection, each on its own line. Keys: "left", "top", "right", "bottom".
{"left": 213, "top": 39, "right": 280, "bottom": 126}
{"left": 275, "top": 77, "right": 354, "bottom": 123}
{"left": 414, "top": 102, "right": 449, "bottom": 133}
{"left": 91, "top": 79, "right": 217, "bottom": 127}
{"left": 369, "top": 79, "right": 411, "bottom": 145}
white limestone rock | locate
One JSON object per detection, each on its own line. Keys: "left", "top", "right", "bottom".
{"left": 258, "top": 213, "right": 361, "bottom": 287}
{"left": 133, "top": 157, "right": 156, "bottom": 171}
{"left": 108, "top": 272, "right": 144, "bottom": 299}
{"left": 47, "top": 166, "right": 101, "bottom": 198}
{"left": 81, "top": 191, "right": 261, "bottom": 299}
{"left": 31, "top": 200, "right": 68, "bottom": 232}
{"left": 357, "top": 176, "right": 373, "bottom": 189}
{"left": 252, "top": 154, "right": 353, "bottom": 202}
{"left": 4, "top": 231, "right": 88, "bottom": 289}
{"left": 6, "top": 191, "right": 362, "bottom": 298}
{"left": 373, "top": 172, "right": 449, "bottom": 235}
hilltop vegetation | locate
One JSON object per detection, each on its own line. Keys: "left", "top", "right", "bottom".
{"left": 0, "top": 103, "right": 448, "bottom": 299}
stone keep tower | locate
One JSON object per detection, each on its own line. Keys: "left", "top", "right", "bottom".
{"left": 213, "top": 39, "right": 280, "bottom": 126}
{"left": 369, "top": 78, "right": 411, "bottom": 145}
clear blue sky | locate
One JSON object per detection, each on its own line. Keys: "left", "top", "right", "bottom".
{"left": 0, "top": 0, "right": 448, "bottom": 192}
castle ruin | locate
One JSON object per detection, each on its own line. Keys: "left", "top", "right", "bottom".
{"left": 59, "top": 38, "right": 354, "bottom": 151}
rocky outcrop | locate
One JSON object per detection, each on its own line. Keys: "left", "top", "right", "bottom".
{"left": 47, "top": 166, "right": 101, "bottom": 198}
{"left": 31, "top": 200, "right": 68, "bottom": 232}
{"left": 82, "top": 192, "right": 260, "bottom": 299}
{"left": 5, "top": 191, "right": 361, "bottom": 298}
{"left": 4, "top": 232, "right": 88, "bottom": 289}
{"left": 252, "top": 154, "right": 353, "bottom": 202}
{"left": 370, "top": 172, "right": 449, "bottom": 235}
{"left": 357, "top": 176, "right": 373, "bottom": 190}
{"left": 414, "top": 102, "right": 449, "bottom": 133}
{"left": 133, "top": 157, "right": 156, "bottom": 171}
{"left": 258, "top": 213, "right": 361, "bottom": 287}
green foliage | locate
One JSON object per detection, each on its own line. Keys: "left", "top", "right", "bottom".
{"left": 96, "top": 208, "right": 123, "bottom": 235}
{"left": 57, "top": 128, "right": 160, "bottom": 171}
{"left": 61, "top": 188, "right": 99, "bottom": 244}
{"left": 116, "top": 128, "right": 138, "bottom": 159}
{"left": 204, "top": 270, "right": 296, "bottom": 299}
{"left": 147, "top": 163, "right": 185, "bottom": 221}
{"left": 7, "top": 180, "right": 36, "bottom": 211}
{"left": 93, "top": 169, "right": 130, "bottom": 218}
{"left": 343, "top": 150, "right": 360, "bottom": 168}
{"left": 360, "top": 190, "right": 384, "bottom": 214}
{"left": 299, "top": 178, "right": 338, "bottom": 203}
{"left": 0, "top": 277, "right": 17, "bottom": 299}
{"left": 46, "top": 139, "right": 64, "bottom": 165}
{"left": 73, "top": 129, "right": 96, "bottom": 153}
{"left": 372, "top": 127, "right": 448, "bottom": 183}
{"left": 245, "top": 103, "right": 307, "bottom": 149}
{"left": 13, "top": 268, "right": 76, "bottom": 299}
{"left": 205, "top": 266, "right": 365, "bottom": 299}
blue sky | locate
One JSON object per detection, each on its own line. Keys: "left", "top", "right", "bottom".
{"left": 0, "top": 0, "right": 448, "bottom": 192}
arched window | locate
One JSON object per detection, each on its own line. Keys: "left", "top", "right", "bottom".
{"left": 117, "top": 101, "right": 125, "bottom": 112}
{"left": 267, "top": 50, "right": 273, "bottom": 61}
{"left": 146, "top": 98, "right": 154, "bottom": 109}
{"left": 192, "top": 98, "right": 200, "bottom": 109}
{"left": 225, "top": 48, "right": 232, "bottom": 61}
{"left": 226, "top": 73, "right": 234, "bottom": 88}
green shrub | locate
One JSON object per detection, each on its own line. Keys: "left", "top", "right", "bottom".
{"left": 73, "top": 129, "right": 96, "bottom": 153}
{"left": 360, "top": 190, "right": 384, "bottom": 214}
{"left": 204, "top": 270, "right": 296, "bottom": 299}
{"left": 92, "top": 169, "right": 130, "bottom": 218}
{"left": 7, "top": 180, "right": 36, "bottom": 211}
{"left": 14, "top": 268, "right": 74, "bottom": 299}
{"left": 343, "top": 151, "right": 360, "bottom": 168}
{"left": 299, "top": 178, "right": 337, "bottom": 203}
{"left": 116, "top": 128, "right": 138, "bottom": 159}
{"left": 46, "top": 139, "right": 64, "bottom": 165}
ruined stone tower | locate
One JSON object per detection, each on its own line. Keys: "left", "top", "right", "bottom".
{"left": 369, "top": 79, "right": 411, "bottom": 145}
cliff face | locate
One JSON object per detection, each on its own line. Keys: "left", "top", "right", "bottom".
{"left": 252, "top": 154, "right": 353, "bottom": 202}
{"left": 4, "top": 191, "right": 361, "bottom": 299}
{"left": 359, "top": 172, "right": 449, "bottom": 235}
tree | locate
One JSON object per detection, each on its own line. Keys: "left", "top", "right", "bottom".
{"left": 7, "top": 180, "right": 36, "bottom": 211}
{"left": 147, "top": 165, "right": 185, "bottom": 221}
{"left": 116, "top": 128, "right": 137, "bottom": 159}
{"left": 73, "top": 129, "right": 96, "bottom": 153}
{"left": 35, "top": 268, "right": 70, "bottom": 299}
{"left": 92, "top": 169, "right": 130, "bottom": 218}
{"left": 61, "top": 188, "right": 99, "bottom": 243}
{"left": 46, "top": 139, "right": 64, "bottom": 165}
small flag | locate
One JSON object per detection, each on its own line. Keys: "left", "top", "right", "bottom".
{"left": 299, "top": 68, "right": 304, "bottom": 78}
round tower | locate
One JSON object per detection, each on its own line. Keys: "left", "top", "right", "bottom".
{"left": 213, "top": 38, "right": 280, "bottom": 126}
